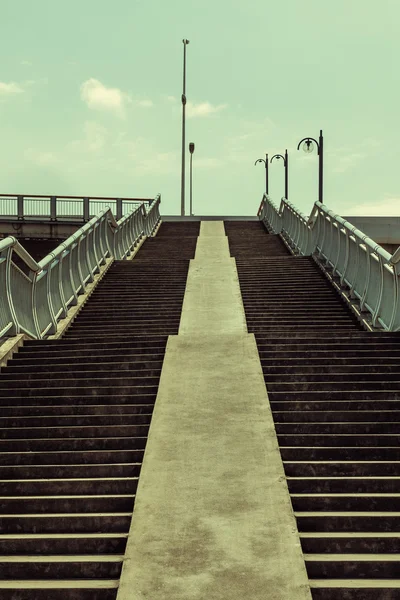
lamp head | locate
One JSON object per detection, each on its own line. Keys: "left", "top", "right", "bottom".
{"left": 183, "top": 39, "right": 190, "bottom": 44}
{"left": 189, "top": 142, "right": 195, "bottom": 154}
{"left": 303, "top": 139, "right": 314, "bottom": 153}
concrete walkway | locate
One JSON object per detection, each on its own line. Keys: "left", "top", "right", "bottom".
{"left": 117, "top": 221, "right": 312, "bottom": 599}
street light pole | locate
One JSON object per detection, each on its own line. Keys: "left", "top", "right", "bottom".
{"left": 254, "top": 153, "right": 269, "bottom": 195}
{"left": 180, "top": 39, "right": 190, "bottom": 217}
{"left": 297, "top": 129, "right": 324, "bottom": 204}
{"left": 189, "top": 142, "right": 195, "bottom": 216}
{"left": 270, "top": 150, "right": 289, "bottom": 200}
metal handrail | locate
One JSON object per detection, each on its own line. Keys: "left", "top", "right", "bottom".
{"left": 0, "top": 195, "right": 161, "bottom": 339}
{"left": 258, "top": 194, "right": 400, "bottom": 331}
{"left": 0, "top": 193, "right": 156, "bottom": 221}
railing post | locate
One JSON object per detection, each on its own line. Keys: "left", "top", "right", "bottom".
{"left": 116, "top": 198, "right": 123, "bottom": 221}
{"left": 50, "top": 196, "right": 57, "bottom": 221}
{"left": 83, "top": 197, "right": 90, "bottom": 222}
{"left": 17, "top": 195, "right": 24, "bottom": 220}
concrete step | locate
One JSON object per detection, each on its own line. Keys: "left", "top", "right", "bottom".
{"left": 0, "top": 581, "right": 119, "bottom": 600}
{"left": 0, "top": 554, "right": 124, "bottom": 579}
{"left": 0, "top": 513, "right": 132, "bottom": 533}
{"left": 0, "top": 414, "right": 152, "bottom": 428}
{"left": 0, "top": 436, "right": 147, "bottom": 452}
{"left": 0, "top": 477, "right": 138, "bottom": 495}
{"left": 287, "top": 477, "right": 400, "bottom": 494}
{"left": 283, "top": 460, "right": 400, "bottom": 474}
{"left": 0, "top": 495, "right": 135, "bottom": 513}
{"left": 0, "top": 533, "right": 128, "bottom": 555}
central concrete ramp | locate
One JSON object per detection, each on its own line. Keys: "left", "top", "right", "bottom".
{"left": 117, "top": 221, "right": 311, "bottom": 599}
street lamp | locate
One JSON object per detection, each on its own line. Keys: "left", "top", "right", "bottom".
{"left": 189, "top": 142, "right": 195, "bottom": 216}
{"left": 180, "top": 39, "right": 190, "bottom": 217}
{"left": 297, "top": 129, "right": 324, "bottom": 203}
{"left": 270, "top": 149, "right": 289, "bottom": 200}
{"left": 254, "top": 154, "right": 269, "bottom": 195}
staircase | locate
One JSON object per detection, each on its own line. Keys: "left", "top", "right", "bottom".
{"left": 225, "top": 220, "right": 400, "bottom": 600}
{"left": 0, "top": 222, "right": 199, "bottom": 599}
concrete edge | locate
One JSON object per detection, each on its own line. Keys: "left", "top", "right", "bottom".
{"left": 151, "top": 219, "right": 162, "bottom": 237}
{"left": 48, "top": 257, "right": 115, "bottom": 339}
{"left": 0, "top": 334, "right": 28, "bottom": 368}
{"left": 126, "top": 234, "right": 147, "bottom": 261}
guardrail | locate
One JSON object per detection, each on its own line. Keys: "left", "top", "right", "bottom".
{"left": 258, "top": 194, "right": 400, "bottom": 331}
{"left": 0, "top": 194, "right": 156, "bottom": 221}
{"left": 0, "top": 195, "right": 161, "bottom": 339}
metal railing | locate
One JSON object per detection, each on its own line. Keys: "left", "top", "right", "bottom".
{"left": 0, "top": 195, "right": 161, "bottom": 339}
{"left": 0, "top": 194, "right": 156, "bottom": 221}
{"left": 258, "top": 194, "right": 400, "bottom": 331}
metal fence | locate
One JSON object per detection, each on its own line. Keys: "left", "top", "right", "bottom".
{"left": 0, "top": 195, "right": 161, "bottom": 340}
{"left": 258, "top": 194, "right": 400, "bottom": 332}
{"left": 0, "top": 194, "right": 154, "bottom": 221}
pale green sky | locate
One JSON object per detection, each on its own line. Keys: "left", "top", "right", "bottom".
{"left": 1, "top": 0, "right": 399, "bottom": 216}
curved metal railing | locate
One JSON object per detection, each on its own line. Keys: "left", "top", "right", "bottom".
{"left": 258, "top": 194, "right": 400, "bottom": 331}
{"left": 0, "top": 195, "right": 161, "bottom": 339}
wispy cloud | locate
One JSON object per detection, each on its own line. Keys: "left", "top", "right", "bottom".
{"left": 327, "top": 138, "right": 381, "bottom": 174}
{"left": 138, "top": 99, "right": 153, "bottom": 108}
{"left": 20, "top": 60, "right": 32, "bottom": 66}
{"left": 66, "top": 121, "right": 108, "bottom": 154}
{"left": 24, "top": 148, "right": 59, "bottom": 166}
{"left": 186, "top": 101, "right": 227, "bottom": 118}
{"left": 80, "top": 78, "right": 131, "bottom": 118}
{"left": 0, "top": 81, "right": 24, "bottom": 97}
{"left": 347, "top": 196, "right": 400, "bottom": 216}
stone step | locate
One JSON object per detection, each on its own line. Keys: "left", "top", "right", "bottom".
{"left": 277, "top": 434, "right": 400, "bottom": 446}
{"left": 304, "top": 553, "right": 400, "bottom": 579}
{"left": 0, "top": 436, "right": 147, "bottom": 452}
{"left": 0, "top": 533, "right": 128, "bottom": 555}
{"left": 273, "top": 411, "right": 400, "bottom": 422}
{"left": 0, "top": 414, "right": 152, "bottom": 428}
{"left": 0, "top": 464, "right": 140, "bottom": 478}
{"left": 0, "top": 394, "right": 157, "bottom": 406}
{"left": 276, "top": 423, "right": 400, "bottom": 434}
{"left": 0, "top": 450, "right": 143, "bottom": 466}
{"left": 0, "top": 580, "right": 119, "bottom": 600}
{"left": 0, "top": 477, "right": 138, "bottom": 495}
{"left": 0, "top": 554, "right": 124, "bottom": 579}
{"left": 0, "top": 384, "right": 159, "bottom": 397}
{"left": 0, "top": 424, "right": 150, "bottom": 439}
{"left": 300, "top": 532, "right": 400, "bottom": 554}
{"left": 0, "top": 368, "right": 163, "bottom": 379}
{"left": 0, "top": 495, "right": 135, "bottom": 514}
{"left": 287, "top": 477, "right": 400, "bottom": 494}
{"left": 0, "top": 513, "right": 132, "bottom": 533}
{"left": 295, "top": 512, "right": 400, "bottom": 532}
{"left": 291, "top": 494, "right": 400, "bottom": 512}
{"left": 283, "top": 460, "right": 400, "bottom": 475}
{"left": 0, "top": 404, "right": 153, "bottom": 417}
{"left": 11, "top": 353, "right": 165, "bottom": 365}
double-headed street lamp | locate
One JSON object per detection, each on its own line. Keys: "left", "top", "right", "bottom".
{"left": 189, "top": 142, "right": 195, "bottom": 216}
{"left": 270, "top": 149, "right": 289, "bottom": 200}
{"left": 181, "top": 38, "right": 190, "bottom": 216}
{"left": 254, "top": 154, "right": 269, "bottom": 195}
{"left": 297, "top": 129, "right": 324, "bottom": 204}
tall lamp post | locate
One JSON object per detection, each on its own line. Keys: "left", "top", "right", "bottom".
{"left": 181, "top": 38, "right": 190, "bottom": 216}
{"left": 254, "top": 154, "right": 269, "bottom": 195}
{"left": 270, "top": 149, "right": 289, "bottom": 200}
{"left": 297, "top": 129, "right": 324, "bottom": 204}
{"left": 189, "top": 142, "right": 195, "bottom": 216}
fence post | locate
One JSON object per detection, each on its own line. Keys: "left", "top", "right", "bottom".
{"left": 17, "top": 196, "right": 24, "bottom": 220}
{"left": 83, "top": 197, "right": 90, "bottom": 222}
{"left": 50, "top": 196, "right": 57, "bottom": 221}
{"left": 116, "top": 198, "right": 122, "bottom": 221}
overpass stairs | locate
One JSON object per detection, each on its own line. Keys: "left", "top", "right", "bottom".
{"left": 0, "top": 220, "right": 400, "bottom": 599}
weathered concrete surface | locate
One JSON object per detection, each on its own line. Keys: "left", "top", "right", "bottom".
{"left": 117, "top": 221, "right": 311, "bottom": 600}
{"left": 0, "top": 334, "right": 28, "bottom": 367}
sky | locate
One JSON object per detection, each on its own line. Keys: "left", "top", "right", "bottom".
{"left": 1, "top": 0, "right": 399, "bottom": 218}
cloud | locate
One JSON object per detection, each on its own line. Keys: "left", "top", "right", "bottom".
{"left": 20, "top": 60, "right": 32, "bottom": 66}
{"left": 194, "top": 157, "right": 225, "bottom": 169}
{"left": 166, "top": 95, "right": 177, "bottom": 103}
{"left": 346, "top": 197, "right": 400, "bottom": 216}
{"left": 138, "top": 99, "right": 153, "bottom": 107}
{"left": 186, "top": 101, "right": 227, "bottom": 118}
{"left": 0, "top": 81, "right": 24, "bottom": 96}
{"left": 80, "top": 78, "right": 131, "bottom": 117}
{"left": 24, "top": 148, "right": 59, "bottom": 166}
{"left": 66, "top": 121, "right": 108, "bottom": 154}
